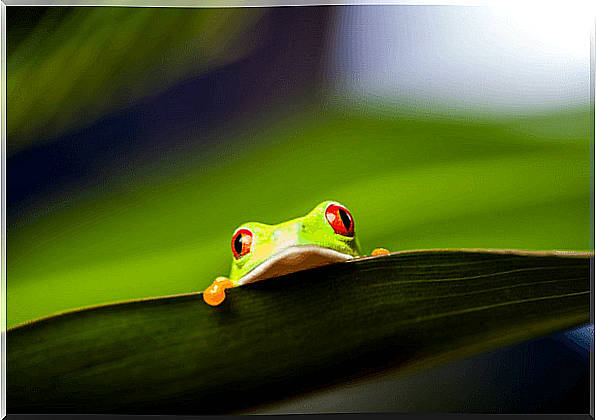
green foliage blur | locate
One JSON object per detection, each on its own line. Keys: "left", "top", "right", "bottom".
{"left": 7, "top": 7, "right": 268, "bottom": 155}
{"left": 7, "top": 7, "right": 593, "bottom": 328}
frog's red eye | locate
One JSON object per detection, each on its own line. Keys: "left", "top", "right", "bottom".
{"left": 232, "top": 228, "right": 253, "bottom": 259}
{"left": 325, "top": 203, "right": 354, "bottom": 237}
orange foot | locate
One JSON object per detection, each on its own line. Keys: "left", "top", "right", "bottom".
{"left": 371, "top": 248, "right": 390, "bottom": 256}
{"left": 203, "top": 277, "right": 235, "bottom": 306}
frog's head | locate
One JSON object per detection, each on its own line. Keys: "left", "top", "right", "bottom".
{"left": 228, "top": 201, "right": 361, "bottom": 285}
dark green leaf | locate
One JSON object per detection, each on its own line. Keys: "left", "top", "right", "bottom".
{"left": 8, "top": 249, "right": 592, "bottom": 414}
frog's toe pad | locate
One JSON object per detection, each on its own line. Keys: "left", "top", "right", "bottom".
{"left": 204, "top": 277, "right": 234, "bottom": 306}
{"left": 371, "top": 248, "right": 390, "bottom": 256}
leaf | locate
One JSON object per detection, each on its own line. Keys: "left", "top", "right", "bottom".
{"left": 8, "top": 249, "right": 592, "bottom": 414}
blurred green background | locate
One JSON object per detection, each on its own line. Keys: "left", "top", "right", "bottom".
{"left": 7, "top": 6, "right": 593, "bottom": 329}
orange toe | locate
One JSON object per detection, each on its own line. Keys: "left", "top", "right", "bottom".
{"left": 371, "top": 248, "right": 390, "bottom": 256}
{"left": 214, "top": 277, "right": 234, "bottom": 289}
{"left": 203, "top": 283, "right": 227, "bottom": 306}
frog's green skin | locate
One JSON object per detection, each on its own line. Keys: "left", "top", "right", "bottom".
{"left": 228, "top": 201, "right": 361, "bottom": 286}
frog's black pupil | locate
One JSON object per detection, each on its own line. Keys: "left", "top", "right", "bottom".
{"left": 234, "top": 234, "right": 244, "bottom": 255}
{"left": 339, "top": 208, "right": 351, "bottom": 230}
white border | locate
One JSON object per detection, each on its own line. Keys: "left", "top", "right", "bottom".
{"left": 0, "top": 0, "right": 500, "bottom": 6}
{"left": 590, "top": 14, "right": 595, "bottom": 419}
{"left": 1, "top": 1, "right": 6, "bottom": 418}
{"left": 0, "top": 3, "right": 593, "bottom": 419}
{"left": 3, "top": 0, "right": 589, "bottom": 6}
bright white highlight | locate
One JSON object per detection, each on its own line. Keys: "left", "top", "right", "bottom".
{"left": 498, "top": 3, "right": 593, "bottom": 58}
{"left": 325, "top": 4, "right": 593, "bottom": 116}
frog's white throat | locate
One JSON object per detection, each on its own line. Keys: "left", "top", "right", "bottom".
{"left": 237, "top": 245, "right": 354, "bottom": 286}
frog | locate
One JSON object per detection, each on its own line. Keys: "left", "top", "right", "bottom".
{"left": 203, "top": 200, "right": 389, "bottom": 306}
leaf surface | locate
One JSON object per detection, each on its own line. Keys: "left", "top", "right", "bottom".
{"left": 8, "top": 249, "right": 592, "bottom": 414}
